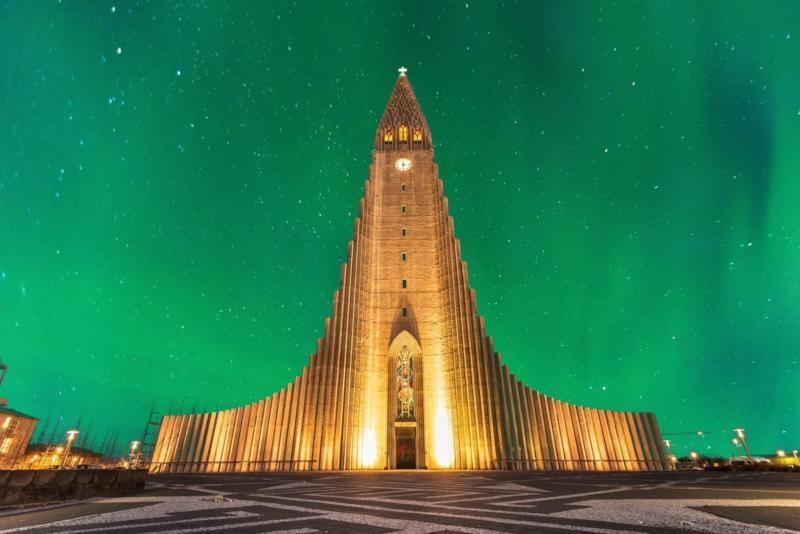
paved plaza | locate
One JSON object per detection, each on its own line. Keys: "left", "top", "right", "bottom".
{"left": 0, "top": 471, "right": 797, "bottom": 533}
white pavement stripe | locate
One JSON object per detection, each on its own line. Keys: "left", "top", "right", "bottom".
{"left": 480, "top": 483, "right": 547, "bottom": 492}
{"left": 494, "top": 487, "right": 633, "bottom": 507}
{"left": 6, "top": 512, "right": 321, "bottom": 534}
{"left": 428, "top": 492, "right": 482, "bottom": 501}
{"left": 258, "top": 494, "right": 647, "bottom": 534}
{"left": 145, "top": 524, "right": 318, "bottom": 534}
{"left": 670, "top": 486, "right": 800, "bottom": 494}
{"left": 437, "top": 492, "right": 542, "bottom": 504}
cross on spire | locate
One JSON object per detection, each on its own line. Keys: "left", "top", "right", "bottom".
{"left": 398, "top": 66, "right": 408, "bottom": 77}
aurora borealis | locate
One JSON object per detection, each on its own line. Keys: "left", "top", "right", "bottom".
{"left": 1, "top": 1, "right": 798, "bottom": 458}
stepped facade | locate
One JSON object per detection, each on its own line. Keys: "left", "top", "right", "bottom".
{"left": 150, "top": 70, "right": 670, "bottom": 472}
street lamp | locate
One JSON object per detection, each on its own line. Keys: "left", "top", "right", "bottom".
{"left": 663, "top": 440, "right": 673, "bottom": 469}
{"left": 129, "top": 441, "right": 141, "bottom": 469}
{"left": 776, "top": 449, "right": 786, "bottom": 458}
{"left": 733, "top": 428, "right": 752, "bottom": 464}
{"left": 730, "top": 438, "right": 743, "bottom": 467}
{"left": 60, "top": 430, "right": 79, "bottom": 468}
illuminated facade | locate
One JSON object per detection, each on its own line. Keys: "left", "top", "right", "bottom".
{"left": 151, "top": 70, "right": 670, "bottom": 472}
{"left": 0, "top": 406, "right": 38, "bottom": 470}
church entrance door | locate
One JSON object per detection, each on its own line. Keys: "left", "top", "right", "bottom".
{"left": 395, "top": 425, "right": 416, "bottom": 469}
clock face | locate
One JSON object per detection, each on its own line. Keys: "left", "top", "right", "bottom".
{"left": 395, "top": 158, "right": 412, "bottom": 172}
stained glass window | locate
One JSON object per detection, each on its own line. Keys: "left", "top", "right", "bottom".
{"left": 384, "top": 129, "right": 393, "bottom": 143}
{"left": 398, "top": 125, "right": 408, "bottom": 142}
{"left": 396, "top": 345, "right": 414, "bottom": 420}
{"left": 413, "top": 128, "right": 423, "bottom": 142}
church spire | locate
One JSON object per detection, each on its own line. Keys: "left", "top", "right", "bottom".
{"left": 375, "top": 67, "right": 432, "bottom": 151}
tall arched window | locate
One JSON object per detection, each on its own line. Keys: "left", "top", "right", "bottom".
{"left": 398, "top": 125, "right": 408, "bottom": 142}
{"left": 384, "top": 129, "right": 394, "bottom": 143}
{"left": 413, "top": 128, "right": 423, "bottom": 142}
{"left": 396, "top": 345, "right": 414, "bottom": 420}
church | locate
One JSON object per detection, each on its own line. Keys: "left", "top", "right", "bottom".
{"left": 150, "top": 69, "right": 670, "bottom": 472}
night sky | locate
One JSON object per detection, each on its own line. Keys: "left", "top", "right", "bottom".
{"left": 1, "top": 1, "right": 798, "bottom": 458}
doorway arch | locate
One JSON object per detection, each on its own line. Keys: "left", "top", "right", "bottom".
{"left": 386, "top": 330, "right": 425, "bottom": 469}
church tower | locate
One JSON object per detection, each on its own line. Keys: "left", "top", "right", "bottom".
{"left": 151, "top": 69, "right": 670, "bottom": 472}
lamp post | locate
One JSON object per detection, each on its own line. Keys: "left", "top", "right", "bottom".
{"left": 733, "top": 428, "right": 752, "bottom": 464}
{"left": 129, "top": 441, "right": 141, "bottom": 469}
{"left": 793, "top": 450, "right": 799, "bottom": 466}
{"left": 689, "top": 451, "right": 699, "bottom": 466}
{"left": 60, "top": 430, "right": 79, "bottom": 468}
{"left": 731, "top": 437, "right": 743, "bottom": 467}
{"left": 663, "top": 440, "right": 674, "bottom": 469}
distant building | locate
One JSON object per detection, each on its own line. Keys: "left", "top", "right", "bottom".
{"left": 20, "top": 443, "right": 108, "bottom": 470}
{"left": 0, "top": 405, "right": 38, "bottom": 470}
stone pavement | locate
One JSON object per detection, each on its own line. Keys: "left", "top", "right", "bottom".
{"left": 0, "top": 471, "right": 798, "bottom": 533}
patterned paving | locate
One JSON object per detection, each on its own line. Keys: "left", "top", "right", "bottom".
{"left": 0, "top": 471, "right": 798, "bottom": 533}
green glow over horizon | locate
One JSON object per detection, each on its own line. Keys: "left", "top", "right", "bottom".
{"left": 1, "top": 1, "right": 798, "bottom": 457}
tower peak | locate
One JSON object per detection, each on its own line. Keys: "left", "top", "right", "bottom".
{"left": 375, "top": 71, "right": 432, "bottom": 151}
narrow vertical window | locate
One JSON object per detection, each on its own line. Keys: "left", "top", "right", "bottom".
{"left": 396, "top": 345, "right": 414, "bottom": 420}
{"left": 402, "top": 278, "right": 407, "bottom": 289}
{"left": 402, "top": 307, "right": 407, "bottom": 317}
{"left": 398, "top": 125, "right": 408, "bottom": 142}
{"left": 413, "top": 127, "right": 423, "bottom": 142}
{"left": 401, "top": 228, "right": 406, "bottom": 236}
{"left": 401, "top": 205, "right": 406, "bottom": 213}
{"left": 401, "top": 252, "right": 407, "bottom": 261}
{"left": 384, "top": 129, "right": 394, "bottom": 143}
{"left": 401, "top": 183, "right": 405, "bottom": 191}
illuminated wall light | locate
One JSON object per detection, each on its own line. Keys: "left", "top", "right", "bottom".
{"left": 361, "top": 427, "right": 377, "bottom": 468}
{"left": 433, "top": 405, "right": 454, "bottom": 468}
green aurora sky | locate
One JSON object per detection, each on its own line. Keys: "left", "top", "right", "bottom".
{"left": 1, "top": 1, "right": 799, "bottom": 458}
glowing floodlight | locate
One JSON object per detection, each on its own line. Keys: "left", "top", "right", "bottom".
{"left": 361, "top": 428, "right": 377, "bottom": 467}
{"left": 434, "top": 405, "right": 455, "bottom": 468}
